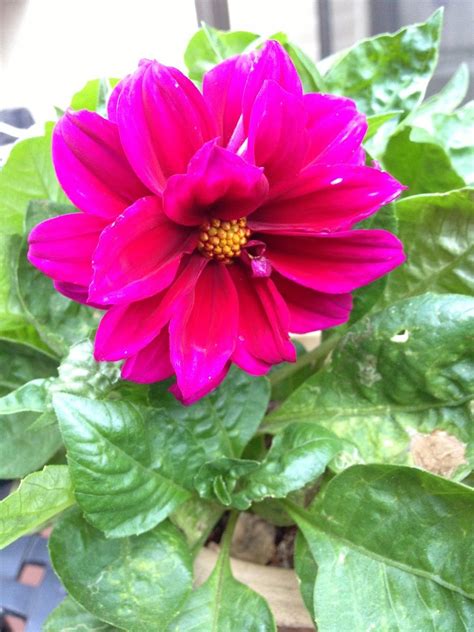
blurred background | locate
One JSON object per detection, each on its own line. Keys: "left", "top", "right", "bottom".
{"left": 1, "top": 0, "right": 473, "bottom": 127}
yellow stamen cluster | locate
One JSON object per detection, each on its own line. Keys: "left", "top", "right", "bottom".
{"left": 197, "top": 217, "right": 251, "bottom": 263}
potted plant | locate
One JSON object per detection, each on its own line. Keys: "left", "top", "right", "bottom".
{"left": 0, "top": 8, "right": 472, "bottom": 631}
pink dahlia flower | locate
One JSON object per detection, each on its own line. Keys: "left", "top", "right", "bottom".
{"left": 28, "top": 42, "right": 405, "bottom": 404}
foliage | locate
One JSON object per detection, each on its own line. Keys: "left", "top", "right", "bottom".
{"left": 0, "top": 10, "right": 473, "bottom": 631}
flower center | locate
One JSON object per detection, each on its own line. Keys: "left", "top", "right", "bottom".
{"left": 197, "top": 217, "right": 251, "bottom": 264}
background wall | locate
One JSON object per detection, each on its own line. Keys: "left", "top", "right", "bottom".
{"left": 1, "top": 0, "right": 473, "bottom": 126}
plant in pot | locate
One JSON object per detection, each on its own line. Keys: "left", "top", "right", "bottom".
{"left": 0, "top": 8, "right": 473, "bottom": 631}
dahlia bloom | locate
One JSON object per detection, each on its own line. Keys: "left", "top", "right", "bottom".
{"left": 28, "top": 42, "right": 405, "bottom": 403}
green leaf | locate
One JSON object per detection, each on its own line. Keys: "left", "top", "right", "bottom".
{"left": 322, "top": 9, "right": 443, "bottom": 115}
{"left": 412, "top": 63, "right": 469, "bottom": 122}
{"left": 49, "top": 508, "right": 193, "bottom": 632}
{"left": 149, "top": 365, "right": 270, "bottom": 460}
{"left": 0, "top": 340, "right": 57, "bottom": 394}
{"left": 70, "top": 78, "right": 119, "bottom": 115}
{"left": 194, "top": 424, "right": 343, "bottom": 510}
{"left": 267, "top": 294, "right": 474, "bottom": 468}
{"left": 293, "top": 532, "right": 317, "bottom": 619}
{"left": 168, "top": 513, "right": 276, "bottom": 631}
{"left": 0, "top": 411, "right": 62, "bottom": 478}
{"left": 364, "top": 110, "right": 403, "bottom": 141}
{"left": 0, "top": 465, "right": 74, "bottom": 549}
{"left": 0, "top": 378, "right": 51, "bottom": 414}
{"left": 18, "top": 201, "right": 102, "bottom": 355}
{"left": 170, "top": 497, "right": 223, "bottom": 550}
{"left": 0, "top": 124, "right": 66, "bottom": 236}
{"left": 184, "top": 24, "right": 259, "bottom": 81}
{"left": 382, "top": 188, "right": 474, "bottom": 305}
{"left": 289, "top": 465, "right": 474, "bottom": 631}
{"left": 429, "top": 102, "right": 474, "bottom": 183}
{"left": 44, "top": 597, "right": 118, "bottom": 632}
{"left": 53, "top": 394, "right": 190, "bottom": 537}
{"left": 383, "top": 125, "right": 465, "bottom": 196}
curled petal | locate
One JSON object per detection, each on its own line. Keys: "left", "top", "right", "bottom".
{"left": 28, "top": 212, "right": 106, "bottom": 285}
{"left": 121, "top": 327, "right": 173, "bottom": 383}
{"left": 116, "top": 60, "right": 217, "bottom": 193}
{"left": 249, "top": 164, "right": 404, "bottom": 234}
{"left": 53, "top": 110, "right": 148, "bottom": 219}
{"left": 94, "top": 255, "right": 207, "bottom": 361}
{"left": 169, "top": 262, "right": 238, "bottom": 403}
{"left": 229, "top": 264, "right": 295, "bottom": 368}
{"left": 246, "top": 80, "right": 307, "bottom": 183}
{"left": 54, "top": 281, "right": 107, "bottom": 309}
{"left": 164, "top": 141, "right": 268, "bottom": 226}
{"left": 89, "top": 196, "right": 196, "bottom": 305}
{"left": 265, "top": 230, "right": 406, "bottom": 294}
{"left": 303, "top": 94, "right": 367, "bottom": 167}
{"left": 273, "top": 273, "right": 352, "bottom": 333}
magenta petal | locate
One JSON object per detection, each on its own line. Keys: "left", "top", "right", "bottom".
{"left": 265, "top": 230, "right": 406, "bottom": 294}
{"left": 169, "top": 362, "right": 230, "bottom": 405}
{"left": 303, "top": 94, "right": 367, "bottom": 167}
{"left": 53, "top": 111, "right": 148, "bottom": 219}
{"left": 121, "top": 327, "right": 173, "bottom": 383}
{"left": 203, "top": 55, "right": 252, "bottom": 147}
{"left": 169, "top": 262, "right": 238, "bottom": 402}
{"left": 229, "top": 264, "right": 295, "bottom": 367}
{"left": 242, "top": 41, "right": 302, "bottom": 129}
{"left": 273, "top": 273, "right": 352, "bottom": 333}
{"left": 163, "top": 141, "right": 269, "bottom": 226}
{"left": 94, "top": 255, "right": 207, "bottom": 361}
{"left": 116, "top": 60, "right": 217, "bottom": 194}
{"left": 28, "top": 213, "right": 106, "bottom": 285}
{"left": 232, "top": 341, "right": 272, "bottom": 376}
{"left": 246, "top": 80, "right": 307, "bottom": 184}
{"left": 89, "top": 196, "right": 196, "bottom": 305}
{"left": 107, "top": 76, "right": 129, "bottom": 122}
{"left": 249, "top": 164, "right": 404, "bottom": 234}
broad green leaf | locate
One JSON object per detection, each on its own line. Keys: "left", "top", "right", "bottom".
{"left": 53, "top": 394, "right": 190, "bottom": 537}
{"left": 0, "top": 234, "right": 53, "bottom": 355}
{"left": 149, "top": 365, "right": 270, "bottom": 460}
{"left": 170, "top": 497, "right": 223, "bottom": 550}
{"left": 0, "top": 340, "right": 57, "bottom": 394}
{"left": 322, "top": 9, "right": 443, "bottom": 115}
{"left": 70, "top": 78, "right": 119, "bottom": 115}
{"left": 18, "top": 201, "right": 102, "bottom": 355}
{"left": 49, "top": 509, "right": 193, "bottom": 632}
{"left": 289, "top": 465, "right": 474, "bottom": 631}
{"left": 0, "top": 378, "right": 51, "bottom": 414}
{"left": 195, "top": 424, "right": 343, "bottom": 510}
{"left": 364, "top": 110, "right": 403, "bottom": 141}
{"left": 168, "top": 541, "right": 276, "bottom": 631}
{"left": 0, "top": 124, "right": 66, "bottom": 236}
{"left": 412, "top": 63, "right": 469, "bottom": 123}
{"left": 430, "top": 102, "right": 474, "bottom": 183}
{"left": 0, "top": 411, "right": 62, "bottom": 478}
{"left": 267, "top": 294, "right": 474, "bottom": 468}
{"left": 44, "top": 597, "right": 118, "bottom": 632}
{"left": 382, "top": 188, "right": 474, "bottom": 305}
{"left": 293, "top": 533, "right": 317, "bottom": 620}
{"left": 0, "top": 465, "right": 74, "bottom": 549}
{"left": 383, "top": 125, "right": 465, "bottom": 195}
{"left": 184, "top": 24, "right": 259, "bottom": 81}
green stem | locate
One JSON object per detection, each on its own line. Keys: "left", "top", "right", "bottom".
{"left": 270, "top": 332, "right": 342, "bottom": 387}
{"left": 219, "top": 510, "right": 239, "bottom": 558}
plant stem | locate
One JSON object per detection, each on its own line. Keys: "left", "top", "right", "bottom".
{"left": 219, "top": 510, "right": 239, "bottom": 559}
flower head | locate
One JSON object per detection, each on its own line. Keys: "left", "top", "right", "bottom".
{"left": 28, "top": 41, "right": 405, "bottom": 403}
